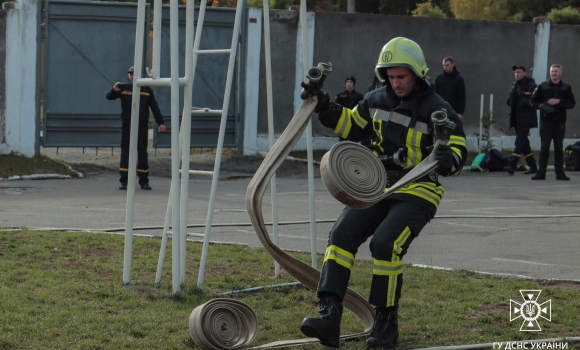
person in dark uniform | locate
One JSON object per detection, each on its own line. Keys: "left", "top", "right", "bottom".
{"left": 106, "top": 66, "right": 166, "bottom": 190}
{"left": 506, "top": 65, "right": 538, "bottom": 175}
{"left": 435, "top": 57, "right": 466, "bottom": 120}
{"left": 530, "top": 64, "right": 576, "bottom": 180}
{"left": 334, "top": 76, "right": 365, "bottom": 142}
{"left": 335, "top": 75, "right": 364, "bottom": 110}
{"left": 299, "top": 37, "right": 467, "bottom": 349}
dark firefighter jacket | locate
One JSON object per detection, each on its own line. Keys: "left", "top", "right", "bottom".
{"left": 435, "top": 66, "right": 466, "bottom": 115}
{"left": 507, "top": 76, "right": 537, "bottom": 130}
{"left": 530, "top": 80, "right": 576, "bottom": 123}
{"left": 335, "top": 89, "right": 364, "bottom": 110}
{"left": 106, "top": 85, "right": 165, "bottom": 125}
{"left": 319, "top": 80, "right": 467, "bottom": 216}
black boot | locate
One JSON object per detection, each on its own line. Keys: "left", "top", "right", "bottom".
{"left": 525, "top": 155, "right": 538, "bottom": 174}
{"left": 139, "top": 181, "right": 152, "bottom": 190}
{"left": 531, "top": 170, "right": 546, "bottom": 180}
{"left": 366, "top": 306, "right": 399, "bottom": 349}
{"left": 300, "top": 294, "right": 343, "bottom": 348}
{"left": 506, "top": 155, "right": 519, "bottom": 175}
{"left": 556, "top": 170, "right": 570, "bottom": 181}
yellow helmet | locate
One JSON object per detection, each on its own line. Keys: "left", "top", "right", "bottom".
{"left": 375, "top": 37, "right": 429, "bottom": 82}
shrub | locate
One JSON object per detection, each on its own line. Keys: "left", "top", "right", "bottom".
{"left": 547, "top": 6, "right": 580, "bottom": 25}
{"left": 412, "top": 1, "right": 448, "bottom": 18}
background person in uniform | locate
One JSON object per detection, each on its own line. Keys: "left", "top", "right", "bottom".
{"left": 530, "top": 64, "right": 576, "bottom": 181}
{"left": 335, "top": 75, "right": 364, "bottom": 109}
{"left": 299, "top": 37, "right": 466, "bottom": 349}
{"left": 106, "top": 66, "right": 166, "bottom": 190}
{"left": 435, "top": 57, "right": 466, "bottom": 120}
{"left": 335, "top": 75, "right": 364, "bottom": 142}
{"left": 505, "top": 65, "right": 538, "bottom": 175}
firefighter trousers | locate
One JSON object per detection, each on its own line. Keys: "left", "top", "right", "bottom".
{"left": 119, "top": 120, "right": 150, "bottom": 185}
{"left": 318, "top": 199, "right": 432, "bottom": 308}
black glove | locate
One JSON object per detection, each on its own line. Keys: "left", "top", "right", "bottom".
{"left": 315, "top": 90, "right": 331, "bottom": 114}
{"left": 434, "top": 144, "right": 454, "bottom": 174}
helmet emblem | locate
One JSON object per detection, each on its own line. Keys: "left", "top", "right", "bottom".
{"left": 383, "top": 51, "right": 393, "bottom": 62}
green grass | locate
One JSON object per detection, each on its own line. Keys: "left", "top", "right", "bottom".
{"left": 1, "top": 230, "right": 579, "bottom": 349}
{"left": 0, "top": 153, "right": 79, "bottom": 178}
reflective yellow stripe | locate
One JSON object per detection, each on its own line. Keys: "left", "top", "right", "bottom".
{"left": 405, "top": 128, "right": 423, "bottom": 169}
{"left": 324, "top": 245, "right": 355, "bottom": 270}
{"left": 137, "top": 169, "right": 149, "bottom": 173}
{"left": 373, "top": 120, "right": 385, "bottom": 153}
{"left": 448, "top": 135, "right": 466, "bottom": 147}
{"left": 372, "top": 258, "right": 402, "bottom": 276}
{"left": 120, "top": 91, "right": 150, "bottom": 96}
{"left": 351, "top": 106, "right": 368, "bottom": 129}
{"left": 119, "top": 168, "right": 129, "bottom": 172}
{"left": 395, "top": 183, "right": 444, "bottom": 207}
{"left": 392, "top": 226, "right": 412, "bottom": 260}
{"left": 333, "top": 109, "right": 352, "bottom": 139}
{"left": 387, "top": 273, "right": 398, "bottom": 307}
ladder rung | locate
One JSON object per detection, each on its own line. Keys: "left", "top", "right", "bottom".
{"left": 135, "top": 77, "right": 188, "bottom": 87}
{"left": 191, "top": 107, "right": 222, "bottom": 115}
{"left": 189, "top": 170, "right": 214, "bottom": 176}
{"left": 195, "top": 49, "right": 231, "bottom": 55}
{"left": 178, "top": 169, "right": 214, "bottom": 176}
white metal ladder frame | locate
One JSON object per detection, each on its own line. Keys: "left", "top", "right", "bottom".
{"left": 153, "top": 0, "right": 246, "bottom": 291}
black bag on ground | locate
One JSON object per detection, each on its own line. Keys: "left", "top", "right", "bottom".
{"left": 565, "top": 141, "right": 580, "bottom": 171}
{"left": 487, "top": 149, "right": 509, "bottom": 172}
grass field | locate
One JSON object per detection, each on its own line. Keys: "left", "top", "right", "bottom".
{"left": 1, "top": 229, "right": 579, "bottom": 349}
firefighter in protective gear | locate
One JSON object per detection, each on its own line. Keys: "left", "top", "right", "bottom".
{"left": 106, "top": 66, "right": 166, "bottom": 190}
{"left": 300, "top": 37, "right": 467, "bottom": 349}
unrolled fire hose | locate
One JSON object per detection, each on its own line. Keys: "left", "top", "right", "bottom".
{"left": 189, "top": 63, "right": 454, "bottom": 349}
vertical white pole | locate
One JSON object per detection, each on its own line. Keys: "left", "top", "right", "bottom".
{"left": 489, "top": 94, "right": 493, "bottom": 147}
{"left": 197, "top": 0, "right": 245, "bottom": 289}
{"left": 122, "top": 0, "right": 147, "bottom": 285}
{"left": 178, "top": 0, "right": 195, "bottom": 284}
{"left": 169, "top": 0, "right": 181, "bottom": 294}
{"left": 263, "top": 0, "right": 281, "bottom": 277}
{"left": 151, "top": 0, "right": 162, "bottom": 78}
{"left": 300, "top": 0, "right": 318, "bottom": 269}
{"left": 479, "top": 94, "right": 484, "bottom": 154}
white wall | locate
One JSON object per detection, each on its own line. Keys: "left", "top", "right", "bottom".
{"left": 1, "top": 0, "right": 39, "bottom": 157}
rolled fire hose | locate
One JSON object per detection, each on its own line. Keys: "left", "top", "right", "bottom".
{"left": 321, "top": 110, "right": 455, "bottom": 209}
{"left": 189, "top": 298, "right": 258, "bottom": 350}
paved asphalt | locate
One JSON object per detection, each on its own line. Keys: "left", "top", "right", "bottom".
{"left": 1, "top": 161, "right": 579, "bottom": 283}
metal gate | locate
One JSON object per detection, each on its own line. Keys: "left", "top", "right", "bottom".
{"left": 42, "top": 1, "right": 240, "bottom": 149}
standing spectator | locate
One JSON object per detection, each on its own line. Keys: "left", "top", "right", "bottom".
{"left": 106, "top": 66, "right": 166, "bottom": 190}
{"left": 335, "top": 75, "right": 364, "bottom": 109}
{"left": 505, "top": 65, "right": 538, "bottom": 175}
{"left": 435, "top": 57, "right": 466, "bottom": 119}
{"left": 335, "top": 75, "right": 365, "bottom": 142}
{"left": 530, "top": 64, "right": 576, "bottom": 180}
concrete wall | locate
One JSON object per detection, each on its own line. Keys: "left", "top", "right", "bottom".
{"left": 1, "top": 0, "right": 40, "bottom": 157}
{"left": 246, "top": 10, "right": 580, "bottom": 154}
{"left": 547, "top": 23, "right": 580, "bottom": 138}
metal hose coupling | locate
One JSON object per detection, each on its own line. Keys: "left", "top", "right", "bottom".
{"left": 431, "top": 108, "right": 456, "bottom": 144}
{"left": 320, "top": 141, "right": 387, "bottom": 209}
{"left": 300, "top": 62, "right": 333, "bottom": 100}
